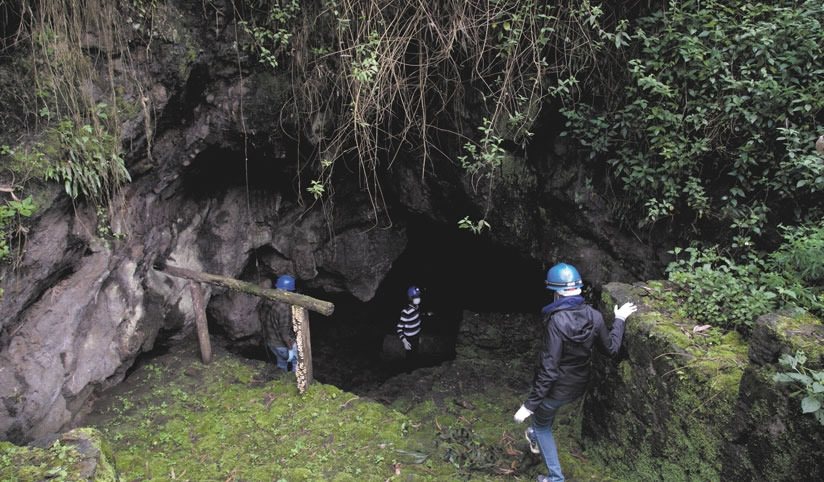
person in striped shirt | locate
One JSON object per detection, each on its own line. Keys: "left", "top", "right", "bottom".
{"left": 397, "top": 286, "right": 423, "bottom": 364}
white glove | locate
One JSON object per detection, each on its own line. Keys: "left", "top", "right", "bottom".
{"left": 401, "top": 338, "right": 412, "bottom": 351}
{"left": 513, "top": 405, "right": 533, "bottom": 423}
{"left": 614, "top": 302, "right": 638, "bottom": 320}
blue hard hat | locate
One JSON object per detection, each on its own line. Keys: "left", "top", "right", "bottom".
{"left": 407, "top": 286, "right": 421, "bottom": 298}
{"left": 276, "top": 275, "right": 296, "bottom": 291}
{"left": 546, "top": 263, "right": 583, "bottom": 291}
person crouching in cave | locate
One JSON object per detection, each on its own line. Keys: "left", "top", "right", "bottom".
{"left": 260, "top": 275, "right": 299, "bottom": 373}
{"left": 396, "top": 285, "right": 424, "bottom": 371}
{"left": 513, "top": 263, "right": 638, "bottom": 482}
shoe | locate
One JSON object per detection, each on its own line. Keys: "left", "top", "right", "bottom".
{"left": 525, "top": 427, "right": 540, "bottom": 454}
{"left": 536, "top": 476, "right": 549, "bottom": 482}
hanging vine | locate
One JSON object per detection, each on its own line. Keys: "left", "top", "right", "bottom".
{"left": 236, "top": 0, "right": 620, "bottom": 230}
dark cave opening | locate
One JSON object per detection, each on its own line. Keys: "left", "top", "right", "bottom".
{"left": 297, "top": 215, "right": 547, "bottom": 392}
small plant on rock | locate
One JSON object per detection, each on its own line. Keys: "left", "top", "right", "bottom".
{"left": 773, "top": 350, "right": 824, "bottom": 425}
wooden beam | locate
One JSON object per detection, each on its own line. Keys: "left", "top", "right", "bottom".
{"left": 155, "top": 264, "right": 335, "bottom": 316}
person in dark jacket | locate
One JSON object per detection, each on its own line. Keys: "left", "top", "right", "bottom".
{"left": 260, "top": 275, "right": 299, "bottom": 372}
{"left": 513, "top": 263, "right": 637, "bottom": 482}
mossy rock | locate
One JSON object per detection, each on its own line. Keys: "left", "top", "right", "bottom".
{"left": 586, "top": 281, "right": 824, "bottom": 481}
{"left": 0, "top": 427, "right": 116, "bottom": 481}
{"left": 749, "top": 310, "right": 824, "bottom": 368}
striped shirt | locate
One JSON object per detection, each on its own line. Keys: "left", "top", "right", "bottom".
{"left": 397, "top": 303, "right": 422, "bottom": 339}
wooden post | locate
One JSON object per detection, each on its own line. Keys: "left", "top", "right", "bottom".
{"left": 292, "top": 306, "right": 312, "bottom": 393}
{"left": 189, "top": 281, "right": 212, "bottom": 364}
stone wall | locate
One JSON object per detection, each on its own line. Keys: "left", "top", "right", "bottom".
{"left": 581, "top": 282, "right": 824, "bottom": 481}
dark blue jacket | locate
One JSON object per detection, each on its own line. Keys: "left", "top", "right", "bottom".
{"left": 524, "top": 296, "right": 625, "bottom": 411}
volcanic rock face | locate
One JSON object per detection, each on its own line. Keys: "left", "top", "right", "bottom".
{"left": 0, "top": 1, "right": 660, "bottom": 443}
{"left": 0, "top": 175, "right": 409, "bottom": 443}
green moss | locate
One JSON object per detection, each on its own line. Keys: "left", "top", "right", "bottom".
{"left": 772, "top": 311, "right": 824, "bottom": 365}
{"left": 15, "top": 290, "right": 816, "bottom": 481}
{"left": 79, "top": 342, "right": 500, "bottom": 481}
{"left": 499, "top": 152, "right": 536, "bottom": 190}
{"left": 617, "top": 359, "right": 632, "bottom": 384}
{"left": 246, "top": 72, "right": 292, "bottom": 123}
{"left": 74, "top": 427, "right": 118, "bottom": 481}
{"left": 583, "top": 282, "right": 766, "bottom": 481}
{"left": 0, "top": 428, "right": 116, "bottom": 482}
{"left": 114, "top": 86, "right": 141, "bottom": 125}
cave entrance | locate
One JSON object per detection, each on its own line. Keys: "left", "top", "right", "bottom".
{"left": 304, "top": 216, "right": 546, "bottom": 393}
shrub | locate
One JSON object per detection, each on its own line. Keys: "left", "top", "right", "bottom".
{"left": 562, "top": 0, "right": 824, "bottom": 242}
{"left": 665, "top": 221, "right": 824, "bottom": 333}
{"left": 666, "top": 246, "right": 776, "bottom": 332}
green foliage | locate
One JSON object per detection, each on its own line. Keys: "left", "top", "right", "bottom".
{"left": 95, "top": 205, "right": 126, "bottom": 248}
{"left": 2, "top": 196, "right": 35, "bottom": 218}
{"left": 1, "top": 143, "right": 51, "bottom": 183}
{"left": 239, "top": 0, "right": 301, "bottom": 69}
{"left": 2, "top": 1, "right": 136, "bottom": 256}
{"left": 457, "top": 216, "right": 491, "bottom": 235}
{"left": 666, "top": 221, "right": 824, "bottom": 332}
{"left": 773, "top": 350, "right": 824, "bottom": 425}
{"left": 351, "top": 31, "right": 380, "bottom": 85}
{"left": 44, "top": 104, "right": 131, "bottom": 205}
{"left": 666, "top": 246, "right": 776, "bottom": 332}
{"left": 239, "top": 1, "right": 619, "bottom": 225}
{"left": 562, "top": 0, "right": 824, "bottom": 239}
{"left": 770, "top": 222, "right": 824, "bottom": 285}
{"left": 458, "top": 119, "right": 506, "bottom": 189}
{"left": 667, "top": 222, "right": 824, "bottom": 333}
{"left": 306, "top": 179, "right": 325, "bottom": 200}
{"left": 0, "top": 195, "right": 35, "bottom": 264}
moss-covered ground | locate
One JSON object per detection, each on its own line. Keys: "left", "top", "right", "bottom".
{"left": 65, "top": 335, "right": 615, "bottom": 481}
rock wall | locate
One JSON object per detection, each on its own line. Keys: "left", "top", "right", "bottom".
{"left": 0, "top": 0, "right": 409, "bottom": 442}
{"left": 582, "top": 282, "right": 824, "bottom": 481}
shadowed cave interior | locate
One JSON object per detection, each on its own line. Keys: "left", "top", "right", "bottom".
{"left": 234, "top": 216, "right": 547, "bottom": 392}
{"left": 299, "top": 217, "right": 547, "bottom": 392}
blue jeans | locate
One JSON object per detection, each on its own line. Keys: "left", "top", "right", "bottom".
{"left": 267, "top": 344, "right": 296, "bottom": 372}
{"left": 529, "top": 398, "right": 572, "bottom": 482}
